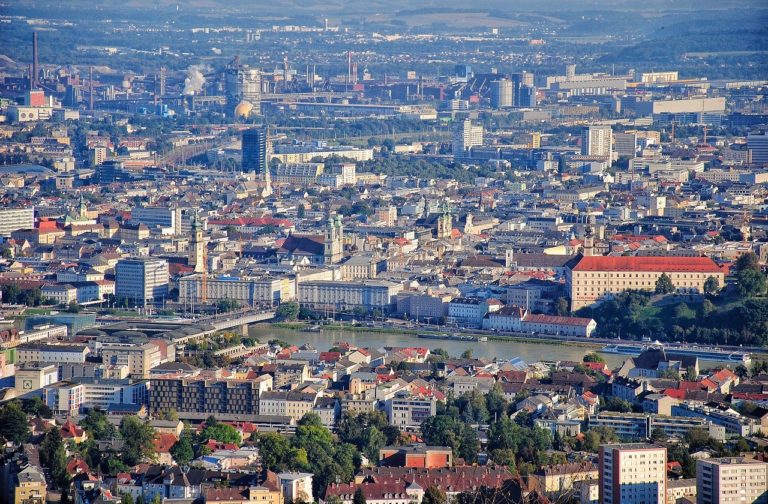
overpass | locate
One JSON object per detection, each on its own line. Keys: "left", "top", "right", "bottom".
{"left": 196, "top": 309, "right": 276, "bottom": 334}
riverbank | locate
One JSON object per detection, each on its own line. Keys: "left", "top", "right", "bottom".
{"left": 266, "top": 322, "right": 604, "bottom": 349}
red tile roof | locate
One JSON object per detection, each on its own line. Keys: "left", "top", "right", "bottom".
{"left": 524, "top": 314, "right": 594, "bottom": 327}
{"left": 572, "top": 255, "right": 725, "bottom": 273}
{"left": 153, "top": 432, "right": 178, "bottom": 453}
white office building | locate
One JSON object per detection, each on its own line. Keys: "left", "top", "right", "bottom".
{"left": 452, "top": 119, "right": 484, "bottom": 156}
{"left": 581, "top": 125, "right": 613, "bottom": 159}
{"left": 0, "top": 207, "right": 34, "bottom": 237}
{"left": 115, "top": 257, "right": 169, "bottom": 307}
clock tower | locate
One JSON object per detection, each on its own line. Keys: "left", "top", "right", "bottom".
{"left": 189, "top": 211, "right": 205, "bottom": 273}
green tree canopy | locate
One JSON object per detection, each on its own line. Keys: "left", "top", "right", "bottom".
{"left": 170, "top": 430, "right": 195, "bottom": 465}
{"left": 422, "top": 486, "right": 447, "bottom": 504}
{"left": 353, "top": 488, "right": 367, "bottom": 504}
{"left": 275, "top": 302, "right": 300, "bottom": 321}
{"left": 655, "top": 273, "right": 675, "bottom": 294}
{"left": 704, "top": 276, "right": 720, "bottom": 295}
{"left": 119, "top": 416, "right": 156, "bottom": 466}
{"left": 202, "top": 421, "right": 242, "bottom": 445}
{"left": 0, "top": 402, "right": 29, "bottom": 444}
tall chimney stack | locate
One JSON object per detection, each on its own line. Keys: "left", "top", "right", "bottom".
{"left": 32, "top": 32, "right": 38, "bottom": 89}
{"left": 89, "top": 65, "right": 94, "bottom": 111}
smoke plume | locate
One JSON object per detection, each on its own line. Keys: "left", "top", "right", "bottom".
{"left": 183, "top": 65, "right": 207, "bottom": 95}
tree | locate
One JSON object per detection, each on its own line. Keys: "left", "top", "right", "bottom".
{"left": 353, "top": 488, "right": 367, "bottom": 504}
{"left": 650, "top": 427, "right": 668, "bottom": 442}
{"left": 40, "top": 428, "right": 68, "bottom": 487}
{"left": 602, "top": 397, "right": 632, "bottom": 413}
{"left": 159, "top": 408, "right": 179, "bottom": 422}
{"left": 458, "top": 427, "right": 479, "bottom": 463}
{"left": 202, "top": 419, "right": 241, "bottom": 445}
{"left": 583, "top": 352, "right": 605, "bottom": 363}
{"left": 0, "top": 402, "right": 29, "bottom": 444}
{"left": 119, "top": 416, "right": 156, "bottom": 466}
{"left": 170, "top": 431, "right": 195, "bottom": 465}
{"left": 489, "top": 448, "right": 516, "bottom": 470}
{"left": 297, "top": 205, "right": 306, "bottom": 218}
{"left": 121, "top": 495, "right": 135, "bottom": 504}
{"left": 460, "top": 349, "right": 473, "bottom": 359}
{"left": 737, "top": 268, "right": 766, "bottom": 298}
{"left": 655, "top": 273, "right": 675, "bottom": 294}
{"left": 256, "top": 432, "right": 293, "bottom": 472}
{"left": 422, "top": 486, "right": 447, "bottom": 504}
{"left": 429, "top": 348, "right": 449, "bottom": 361}
{"left": 21, "top": 397, "right": 53, "bottom": 418}
{"left": 216, "top": 298, "right": 241, "bottom": 313}
{"left": 736, "top": 252, "right": 760, "bottom": 273}
{"left": 276, "top": 302, "right": 300, "bottom": 321}
{"left": 362, "top": 426, "right": 386, "bottom": 462}
{"left": 81, "top": 408, "right": 116, "bottom": 439}
{"left": 704, "top": 276, "right": 720, "bottom": 295}
{"left": 554, "top": 297, "right": 570, "bottom": 316}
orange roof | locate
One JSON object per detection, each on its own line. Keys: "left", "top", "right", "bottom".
{"left": 572, "top": 255, "right": 725, "bottom": 274}
{"left": 153, "top": 432, "right": 178, "bottom": 453}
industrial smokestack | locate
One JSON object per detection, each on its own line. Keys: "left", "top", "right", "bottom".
{"left": 89, "top": 65, "right": 94, "bottom": 111}
{"left": 32, "top": 32, "right": 38, "bottom": 89}
{"left": 347, "top": 51, "right": 351, "bottom": 90}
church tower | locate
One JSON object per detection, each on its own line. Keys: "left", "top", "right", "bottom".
{"left": 78, "top": 193, "right": 88, "bottom": 218}
{"left": 324, "top": 214, "right": 343, "bottom": 264}
{"left": 436, "top": 201, "right": 452, "bottom": 239}
{"left": 583, "top": 216, "right": 595, "bottom": 257}
{"left": 189, "top": 211, "right": 205, "bottom": 272}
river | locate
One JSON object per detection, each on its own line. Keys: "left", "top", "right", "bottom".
{"left": 250, "top": 324, "right": 627, "bottom": 367}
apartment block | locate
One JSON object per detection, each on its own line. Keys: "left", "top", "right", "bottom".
{"left": 384, "top": 392, "right": 437, "bottom": 429}
{"left": 0, "top": 207, "right": 34, "bottom": 237}
{"left": 697, "top": 457, "right": 768, "bottom": 504}
{"left": 599, "top": 444, "right": 666, "bottom": 504}
{"left": 258, "top": 391, "right": 317, "bottom": 422}
{"left": 149, "top": 374, "right": 273, "bottom": 420}
{"left": 16, "top": 343, "right": 89, "bottom": 365}
{"left": 101, "top": 342, "right": 162, "bottom": 378}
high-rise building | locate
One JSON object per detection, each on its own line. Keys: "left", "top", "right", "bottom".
{"left": 599, "top": 444, "right": 666, "bottom": 504}
{"left": 613, "top": 132, "right": 638, "bottom": 158}
{"left": 115, "top": 257, "right": 169, "bottom": 308}
{"left": 452, "top": 119, "right": 483, "bottom": 156}
{"left": 242, "top": 128, "right": 268, "bottom": 174}
{"left": 490, "top": 79, "right": 513, "bottom": 108}
{"left": 748, "top": 131, "right": 768, "bottom": 165}
{"left": 518, "top": 85, "right": 537, "bottom": 107}
{"left": 697, "top": 457, "right": 768, "bottom": 504}
{"left": 581, "top": 125, "right": 614, "bottom": 158}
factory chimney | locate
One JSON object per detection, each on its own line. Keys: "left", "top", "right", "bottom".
{"left": 89, "top": 65, "right": 94, "bottom": 111}
{"left": 32, "top": 32, "right": 38, "bottom": 89}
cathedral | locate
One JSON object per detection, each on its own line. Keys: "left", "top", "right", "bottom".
{"left": 277, "top": 215, "right": 344, "bottom": 265}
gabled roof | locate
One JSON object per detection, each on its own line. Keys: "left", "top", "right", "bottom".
{"left": 278, "top": 234, "right": 324, "bottom": 256}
